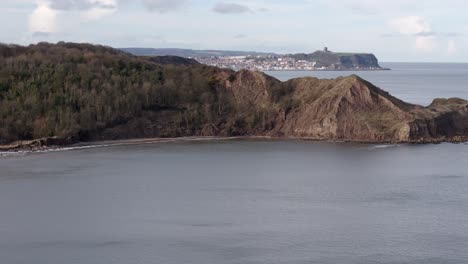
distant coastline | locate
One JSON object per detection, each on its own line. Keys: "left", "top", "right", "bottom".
{"left": 122, "top": 47, "right": 387, "bottom": 71}
{"left": 262, "top": 68, "right": 391, "bottom": 72}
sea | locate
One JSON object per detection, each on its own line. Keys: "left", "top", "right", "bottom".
{"left": 1, "top": 63, "right": 468, "bottom": 264}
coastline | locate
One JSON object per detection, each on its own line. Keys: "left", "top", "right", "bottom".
{"left": 262, "top": 68, "right": 390, "bottom": 72}
{"left": 0, "top": 136, "right": 274, "bottom": 154}
{"left": 1, "top": 135, "right": 467, "bottom": 155}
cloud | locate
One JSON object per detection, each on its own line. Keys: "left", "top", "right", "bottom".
{"left": 28, "top": 0, "right": 117, "bottom": 33}
{"left": 319, "top": 0, "right": 398, "bottom": 15}
{"left": 142, "top": 0, "right": 188, "bottom": 12}
{"left": 388, "top": 16, "right": 432, "bottom": 36}
{"left": 447, "top": 40, "right": 457, "bottom": 54}
{"left": 48, "top": 0, "right": 117, "bottom": 10}
{"left": 213, "top": 2, "right": 251, "bottom": 14}
{"left": 29, "top": 1, "right": 58, "bottom": 33}
{"left": 83, "top": 5, "right": 116, "bottom": 20}
{"left": 414, "top": 36, "right": 437, "bottom": 52}
{"left": 323, "top": 0, "right": 468, "bottom": 15}
{"left": 388, "top": 16, "right": 438, "bottom": 52}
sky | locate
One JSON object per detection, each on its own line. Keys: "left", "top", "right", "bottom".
{"left": 0, "top": 0, "right": 467, "bottom": 62}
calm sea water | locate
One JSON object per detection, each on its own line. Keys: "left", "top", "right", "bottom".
{"left": 1, "top": 63, "right": 468, "bottom": 264}
{"left": 267, "top": 62, "right": 468, "bottom": 106}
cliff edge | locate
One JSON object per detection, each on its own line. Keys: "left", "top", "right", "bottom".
{"left": 290, "top": 50, "right": 384, "bottom": 69}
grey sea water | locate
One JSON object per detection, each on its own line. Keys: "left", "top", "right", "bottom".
{"left": 1, "top": 63, "right": 468, "bottom": 264}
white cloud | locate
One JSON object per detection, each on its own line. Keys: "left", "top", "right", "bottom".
{"left": 447, "top": 40, "right": 457, "bottom": 54}
{"left": 82, "top": 6, "right": 115, "bottom": 20}
{"left": 322, "top": 0, "right": 467, "bottom": 15}
{"left": 81, "top": 0, "right": 117, "bottom": 20}
{"left": 388, "top": 16, "right": 439, "bottom": 52}
{"left": 29, "top": 0, "right": 58, "bottom": 33}
{"left": 28, "top": 0, "right": 117, "bottom": 34}
{"left": 48, "top": 0, "right": 117, "bottom": 10}
{"left": 388, "top": 16, "right": 432, "bottom": 35}
{"left": 414, "top": 36, "right": 437, "bottom": 52}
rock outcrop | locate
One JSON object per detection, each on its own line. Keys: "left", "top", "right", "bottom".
{"left": 218, "top": 71, "right": 468, "bottom": 143}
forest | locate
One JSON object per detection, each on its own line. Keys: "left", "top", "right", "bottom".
{"left": 0, "top": 42, "right": 247, "bottom": 144}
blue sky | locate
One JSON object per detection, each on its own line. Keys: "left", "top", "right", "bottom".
{"left": 1, "top": 0, "right": 467, "bottom": 62}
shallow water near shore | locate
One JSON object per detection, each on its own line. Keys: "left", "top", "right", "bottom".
{"left": 1, "top": 140, "right": 468, "bottom": 264}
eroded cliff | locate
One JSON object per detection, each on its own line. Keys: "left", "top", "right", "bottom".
{"left": 217, "top": 71, "right": 468, "bottom": 142}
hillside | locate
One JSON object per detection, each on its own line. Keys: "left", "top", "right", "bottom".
{"left": 0, "top": 42, "right": 467, "bottom": 150}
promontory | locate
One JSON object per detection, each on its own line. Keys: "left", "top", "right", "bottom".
{"left": 1, "top": 42, "right": 467, "bottom": 150}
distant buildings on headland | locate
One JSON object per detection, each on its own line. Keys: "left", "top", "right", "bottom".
{"left": 194, "top": 47, "right": 387, "bottom": 71}
{"left": 121, "top": 47, "right": 388, "bottom": 71}
{"left": 196, "top": 55, "right": 320, "bottom": 71}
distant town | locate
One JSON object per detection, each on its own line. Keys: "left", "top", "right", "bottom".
{"left": 122, "top": 47, "right": 388, "bottom": 71}
{"left": 193, "top": 48, "right": 387, "bottom": 71}
{"left": 195, "top": 55, "right": 321, "bottom": 71}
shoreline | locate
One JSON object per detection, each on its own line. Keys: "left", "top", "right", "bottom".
{"left": 0, "top": 136, "right": 274, "bottom": 154}
{"left": 262, "top": 68, "right": 390, "bottom": 72}
{"left": 1, "top": 135, "right": 467, "bottom": 155}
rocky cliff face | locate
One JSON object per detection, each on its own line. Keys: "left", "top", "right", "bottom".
{"left": 275, "top": 76, "right": 413, "bottom": 141}
{"left": 409, "top": 98, "right": 468, "bottom": 142}
{"left": 216, "top": 71, "right": 468, "bottom": 143}
{"left": 0, "top": 43, "right": 467, "bottom": 150}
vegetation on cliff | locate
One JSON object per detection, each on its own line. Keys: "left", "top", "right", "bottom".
{"left": 0, "top": 42, "right": 467, "bottom": 148}
{"left": 290, "top": 50, "right": 383, "bottom": 69}
{"left": 0, "top": 42, "right": 231, "bottom": 143}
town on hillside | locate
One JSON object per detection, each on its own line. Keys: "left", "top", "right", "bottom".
{"left": 194, "top": 47, "right": 388, "bottom": 71}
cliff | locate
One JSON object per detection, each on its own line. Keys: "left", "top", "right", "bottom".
{"left": 291, "top": 50, "right": 384, "bottom": 69}
{"left": 0, "top": 42, "right": 466, "bottom": 150}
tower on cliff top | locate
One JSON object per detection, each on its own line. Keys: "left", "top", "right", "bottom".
{"left": 324, "top": 47, "right": 329, "bottom": 52}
